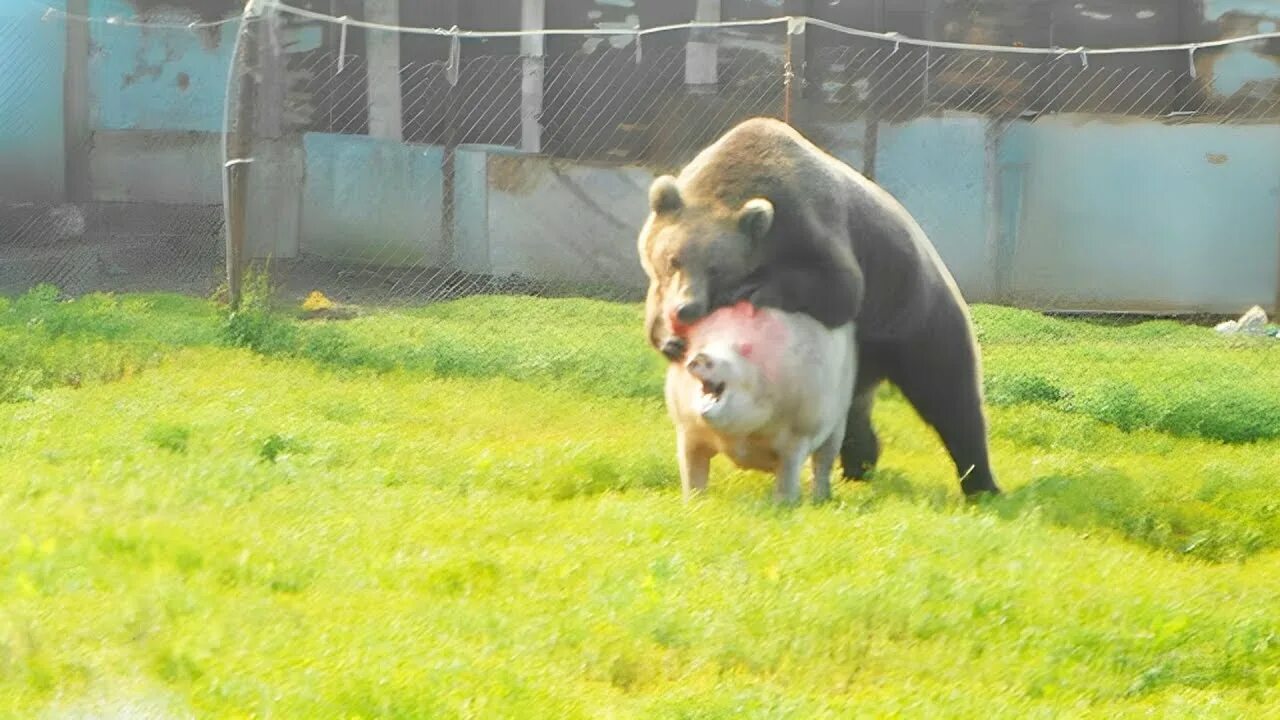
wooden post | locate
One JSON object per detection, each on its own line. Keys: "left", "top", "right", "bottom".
{"left": 63, "top": 0, "right": 91, "bottom": 202}
{"left": 1274, "top": 197, "right": 1280, "bottom": 316}
{"left": 862, "top": 0, "right": 885, "bottom": 180}
{"left": 226, "top": 9, "right": 261, "bottom": 310}
{"left": 922, "top": 0, "right": 940, "bottom": 109}
{"left": 440, "top": 0, "right": 460, "bottom": 269}
{"left": 778, "top": 16, "right": 808, "bottom": 126}
{"left": 256, "top": 10, "right": 285, "bottom": 141}
{"left": 363, "top": 0, "right": 402, "bottom": 141}
{"left": 520, "top": 0, "right": 545, "bottom": 153}
{"left": 783, "top": 1, "right": 809, "bottom": 128}
{"left": 686, "top": 0, "right": 719, "bottom": 92}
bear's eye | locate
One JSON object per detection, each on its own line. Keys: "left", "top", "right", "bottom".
{"left": 667, "top": 255, "right": 681, "bottom": 272}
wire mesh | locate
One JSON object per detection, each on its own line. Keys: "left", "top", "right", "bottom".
{"left": 3, "top": 6, "right": 1279, "bottom": 313}
{"left": 252, "top": 20, "right": 791, "bottom": 307}
{"left": 1, "top": 11, "right": 229, "bottom": 300}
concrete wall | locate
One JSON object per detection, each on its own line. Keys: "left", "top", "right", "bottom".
{"left": 0, "top": 2, "right": 67, "bottom": 202}
{"left": 873, "top": 114, "right": 996, "bottom": 299}
{"left": 1003, "top": 118, "right": 1280, "bottom": 312}
{"left": 462, "top": 149, "right": 652, "bottom": 290}
{"left": 300, "top": 133, "right": 447, "bottom": 267}
{"left": 291, "top": 112, "right": 1277, "bottom": 314}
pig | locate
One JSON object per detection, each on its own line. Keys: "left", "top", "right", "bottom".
{"left": 663, "top": 299, "right": 856, "bottom": 504}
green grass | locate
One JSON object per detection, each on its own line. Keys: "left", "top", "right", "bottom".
{"left": 2, "top": 285, "right": 1279, "bottom": 718}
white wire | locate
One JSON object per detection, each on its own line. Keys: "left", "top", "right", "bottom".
{"left": 269, "top": 1, "right": 789, "bottom": 38}
{"left": 42, "top": 0, "right": 1280, "bottom": 58}
{"left": 804, "top": 16, "right": 1280, "bottom": 57}
{"left": 262, "top": 0, "right": 1280, "bottom": 58}
{"left": 40, "top": 0, "right": 1280, "bottom": 57}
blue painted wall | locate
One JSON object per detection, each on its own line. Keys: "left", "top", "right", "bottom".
{"left": 1200, "top": 0, "right": 1280, "bottom": 97}
{"left": 87, "top": 0, "right": 238, "bottom": 132}
{"left": 819, "top": 112, "right": 1280, "bottom": 313}
{"left": 0, "top": 2, "right": 67, "bottom": 201}
{"left": 300, "top": 133, "right": 448, "bottom": 266}
{"left": 1005, "top": 118, "right": 1280, "bottom": 312}
{"left": 875, "top": 115, "right": 995, "bottom": 298}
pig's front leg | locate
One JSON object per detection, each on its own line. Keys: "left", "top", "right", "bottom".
{"left": 773, "top": 440, "right": 808, "bottom": 505}
{"left": 676, "top": 431, "right": 712, "bottom": 500}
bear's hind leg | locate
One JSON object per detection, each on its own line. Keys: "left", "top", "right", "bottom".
{"left": 885, "top": 331, "right": 1000, "bottom": 497}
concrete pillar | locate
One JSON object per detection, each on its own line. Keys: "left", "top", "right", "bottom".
{"left": 363, "top": 0, "right": 402, "bottom": 142}
{"left": 686, "top": 0, "right": 720, "bottom": 92}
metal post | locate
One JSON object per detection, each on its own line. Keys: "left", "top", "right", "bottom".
{"left": 63, "top": 0, "right": 90, "bottom": 202}
{"left": 520, "top": 0, "right": 545, "bottom": 153}
{"left": 226, "top": 9, "right": 260, "bottom": 310}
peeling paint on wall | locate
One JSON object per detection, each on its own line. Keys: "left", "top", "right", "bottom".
{"left": 89, "top": 0, "right": 238, "bottom": 131}
{"left": 1202, "top": 1, "right": 1280, "bottom": 22}
{"left": 127, "top": 0, "right": 239, "bottom": 23}
{"left": 581, "top": 14, "right": 640, "bottom": 53}
{"left": 1198, "top": 1, "right": 1280, "bottom": 100}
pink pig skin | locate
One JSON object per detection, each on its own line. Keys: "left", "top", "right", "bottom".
{"left": 681, "top": 301, "right": 792, "bottom": 385}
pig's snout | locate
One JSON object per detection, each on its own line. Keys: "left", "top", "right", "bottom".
{"left": 686, "top": 352, "right": 715, "bottom": 380}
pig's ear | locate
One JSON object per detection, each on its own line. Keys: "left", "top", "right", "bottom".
{"left": 649, "top": 175, "right": 683, "bottom": 215}
{"left": 737, "top": 198, "right": 774, "bottom": 241}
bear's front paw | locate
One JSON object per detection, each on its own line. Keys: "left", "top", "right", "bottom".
{"left": 661, "top": 336, "right": 688, "bottom": 361}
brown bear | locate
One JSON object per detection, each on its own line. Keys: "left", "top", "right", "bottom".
{"left": 636, "top": 116, "right": 999, "bottom": 497}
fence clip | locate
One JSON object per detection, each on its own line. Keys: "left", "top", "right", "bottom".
{"left": 787, "top": 16, "right": 806, "bottom": 36}
{"left": 885, "top": 31, "right": 900, "bottom": 55}
{"left": 336, "top": 16, "right": 351, "bottom": 73}
{"left": 634, "top": 27, "right": 642, "bottom": 64}
{"left": 1075, "top": 46, "right": 1088, "bottom": 69}
{"left": 446, "top": 27, "right": 461, "bottom": 86}
{"left": 1187, "top": 44, "right": 1199, "bottom": 79}
{"left": 224, "top": 157, "right": 255, "bottom": 168}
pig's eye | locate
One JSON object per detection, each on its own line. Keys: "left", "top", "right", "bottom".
{"left": 667, "top": 255, "right": 681, "bottom": 272}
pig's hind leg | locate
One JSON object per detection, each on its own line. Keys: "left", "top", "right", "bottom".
{"left": 810, "top": 415, "right": 846, "bottom": 504}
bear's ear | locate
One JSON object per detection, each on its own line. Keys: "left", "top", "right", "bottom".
{"left": 649, "top": 175, "right": 683, "bottom": 215}
{"left": 737, "top": 198, "right": 774, "bottom": 241}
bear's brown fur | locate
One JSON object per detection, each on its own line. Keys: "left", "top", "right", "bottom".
{"left": 637, "top": 117, "right": 999, "bottom": 497}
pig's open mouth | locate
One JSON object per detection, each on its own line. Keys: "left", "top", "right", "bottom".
{"left": 700, "top": 379, "right": 727, "bottom": 402}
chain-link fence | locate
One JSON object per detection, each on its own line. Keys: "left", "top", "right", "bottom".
{"left": 221, "top": 12, "right": 796, "bottom": 307}
{"left": 1, "top": 8, "right": 233, "bottom": 300}
{"left": 3, "top": 5, "right": 1279, "bottom": 314}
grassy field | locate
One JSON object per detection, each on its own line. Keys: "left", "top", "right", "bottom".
{"left": 2, "top": 284, "right": 1279, "bottom": 719}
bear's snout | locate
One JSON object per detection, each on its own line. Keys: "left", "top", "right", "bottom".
{"left": 672, "top": 301, "right": 706, "bottom": 327}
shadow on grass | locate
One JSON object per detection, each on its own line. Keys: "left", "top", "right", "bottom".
{"left": 839, "top": 468, "right": 1275, "bottom": 564}
{"left": 987, "top": 472, "right": 1272, "bottom": 563}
